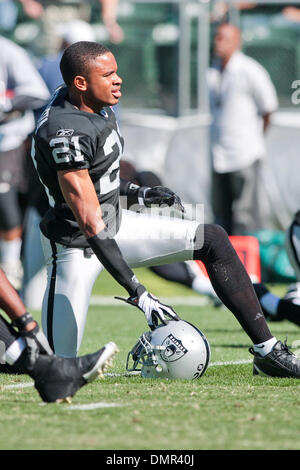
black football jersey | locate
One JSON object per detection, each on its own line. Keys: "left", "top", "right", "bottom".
{"left": 32, "top": 86, "right": 124, "bottom": 247}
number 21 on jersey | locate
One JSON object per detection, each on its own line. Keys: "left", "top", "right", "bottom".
{"left": 49, "top": 136, "right": 84, "bottom": 164}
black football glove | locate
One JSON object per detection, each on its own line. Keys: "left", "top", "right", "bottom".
{"left": 142, "top": 186, "right": 185, "bottom": 213}
{"left": 115, "top": 286, "right": 181, "bottom": 330}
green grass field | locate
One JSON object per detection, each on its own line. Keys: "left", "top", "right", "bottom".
{"left": 0, "top": 269, "right": 300, "bottom": 450}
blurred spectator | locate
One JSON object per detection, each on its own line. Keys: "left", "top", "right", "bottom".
{"left": 282, "top": 6, "right": 300, "bottom": 22}
{"left": 38, "top": 19, "right": 96, "bottom": 94}
{"left": 210, "top": 1, "right": 257, "bottom": 25}
{"left": 207, "top": 23, "right": 278, "bottom": 235}
{"left": 0, "top": 0, "right": 19, "bottom": 31}
{"left": 18, "top": 0, "right": 43, "bottom": 19}
{"left": 18, "top": 0, "right": 123, "bottom": 53}
{"left": 0, "top": 35, "right": 49, "bottom": 289}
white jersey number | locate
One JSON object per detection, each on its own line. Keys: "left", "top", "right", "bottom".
{"left": 49, "top": 136, "right": 84, "bottom": 164}
{"left": 100, "top": 130, "right": 122, "bottom": 195}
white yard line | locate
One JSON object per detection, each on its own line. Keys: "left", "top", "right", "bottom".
{"left": 63, "top": 402, "right": 124, "bottom": 410}
{"left": 209, "top": 359, "right": 252, "bottom": 367}
{"left": 3, "top": 381, "right": 34, "bottom": 389}
{"left": 2, "top": 359, "right": 252, "bottom": 391}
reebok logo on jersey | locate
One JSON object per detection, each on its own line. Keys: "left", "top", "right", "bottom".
{"left": 56, "top": 129, "right": 74, "bottom": 137}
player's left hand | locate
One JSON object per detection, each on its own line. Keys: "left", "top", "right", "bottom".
{"left": 143, "top": 186, "right": 185, "bottom": 213}
{"left": 115, "top": 289, "right": 181, "bottom": 330}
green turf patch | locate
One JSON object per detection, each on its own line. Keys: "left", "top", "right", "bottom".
{"left": 1, "top": 277, "right": 299, "bottom": 450}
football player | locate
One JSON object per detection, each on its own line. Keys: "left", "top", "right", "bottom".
{"left": 31, "top": 41, "right": 300, "bottom": 378}
{"left": 0, "top": 267, "right": 118, "bottom": 403}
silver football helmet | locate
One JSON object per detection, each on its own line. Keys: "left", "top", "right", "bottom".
{"left": 126, "top": 320, "right": 210, "bottom": 379}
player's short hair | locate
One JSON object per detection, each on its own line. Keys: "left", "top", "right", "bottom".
{"left": 60, "top": 41, "right": 111, "bottom": 86}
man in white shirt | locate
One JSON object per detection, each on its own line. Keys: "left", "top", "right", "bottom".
{"left": 207, "top": 23, "right": 278, "bottom": 235}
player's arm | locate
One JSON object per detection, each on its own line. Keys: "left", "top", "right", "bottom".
{"left": 1, "top": 38, "right": 49, "bottom": 123}
{"left": 57, "top": 168, "right": 148, "bottom": 296}
{"left": 0, "top": 268, "right": 53, "bottom": 360}
{"left": 0, "top": 95, "right": 49, "bottom": 124}
{"left": 120, "top": 178, "right": 185, "bottom": 213}
{"left": 58, "top": 168, "right": 180, "bottom": 329}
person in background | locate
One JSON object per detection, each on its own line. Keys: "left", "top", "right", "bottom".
{"left": 38, "top": 19, "right": 96, "bottom": 95}
{"left": 0, "top": 35, "right": 49, "bottom": 289}
{"left": 207, "top": 23, "right": 278, "bottom": 235}
{"left": 18, "top": 0, "right": 123, "bottom": 53}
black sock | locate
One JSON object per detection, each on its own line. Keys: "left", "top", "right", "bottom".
{"left": 194, "top": 224, "right": 273, "bottom": 344}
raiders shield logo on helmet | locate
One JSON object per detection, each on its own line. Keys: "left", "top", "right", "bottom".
{"left": 160, "top": 333, "right": 188, "bottom": 362}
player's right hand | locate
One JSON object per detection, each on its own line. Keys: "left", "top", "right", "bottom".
{"left": 116, "top": 289, "right": 180, "bottom": 330}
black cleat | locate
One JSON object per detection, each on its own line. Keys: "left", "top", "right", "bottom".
{"left": 30, "top": 342, "right": 119, "bottom": 403}
{"left": 249, "top": 340, "right": 300, "bottom": 378}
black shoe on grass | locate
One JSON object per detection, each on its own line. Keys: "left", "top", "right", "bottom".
{"left": 249, "top": 340, "right": 300, "bottom": 378}
{"left": 30, "top": 342, "right": 119, "bottom": 403}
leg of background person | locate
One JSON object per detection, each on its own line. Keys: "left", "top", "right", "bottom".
{"left": 231, "top": 161, "right": 262, "bottom": 235}
{"left": 0, "top": 189, "right": 23, "bottom": 290}
{"left": 212, "top": 170, "right": 233, "bottom": 234}
{"left": 150, "top": 262, "right": 220, "bottom": 303}
{"left": 21, "top": 206, "right": 47, "bottom": 311}
{"left": 40, "top": 234, "right": 104, "bottom": 357}
{"left": 253, "top": 282, "right": 300, "bottom": 327}
{"left": 0, "top": 144, "right": 31, "bottom": 290}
